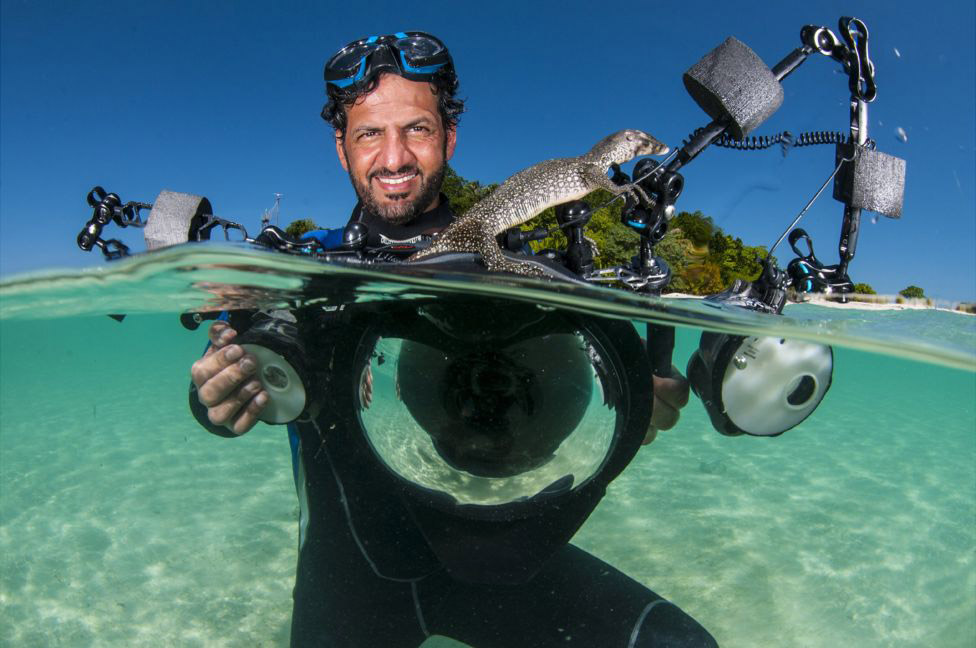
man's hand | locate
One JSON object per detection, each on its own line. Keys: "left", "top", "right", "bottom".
{"left": 191, "top": 321, "right": 268, "bottom": 436}
{"left": 644, "top": 365, "right": 691, "bottom": 445}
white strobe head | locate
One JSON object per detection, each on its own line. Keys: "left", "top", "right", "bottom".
{"left": 242, "top": 343, "right": 307, "bottom": 424}
{"left": 721, "top": 336, "right": 833, "bottom": 436}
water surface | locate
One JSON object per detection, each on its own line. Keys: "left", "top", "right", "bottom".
{"left": 1, "top": 249, "right": 973, "bottom": 647}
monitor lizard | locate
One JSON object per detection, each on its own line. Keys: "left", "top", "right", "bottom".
{"left": 408, "top": 129, "right": 668, "bottom": 277}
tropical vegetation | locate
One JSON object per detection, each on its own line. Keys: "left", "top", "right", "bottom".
{"left": 898, "top": 285, "right": 926, "bottom": 299}
{"left": 285, "top": 218, "right": 319, "bottom": 239}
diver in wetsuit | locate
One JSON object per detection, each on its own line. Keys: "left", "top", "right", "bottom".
{"left": 189, "top": 31, "right": 717, "bottom": 647}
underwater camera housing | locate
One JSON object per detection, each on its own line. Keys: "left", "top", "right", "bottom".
{"left": 76, "top": 17, "right": 906, "bottom": 436}
{"left": 356, "top": 301, "right": 648, "bottom": 493}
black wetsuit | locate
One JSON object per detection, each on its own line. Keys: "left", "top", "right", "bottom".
{"left": 190, "top": 200, "right": 717, "bottom": 648}
{"left": 350, "top": 197, "right": 455, "bottom": 249}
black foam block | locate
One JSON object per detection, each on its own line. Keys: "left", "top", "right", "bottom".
{"left": 683, "top": 37, "right": 784, "bottom": 139}
{"left": 144, "top": 190, "right": 213, "bottom": 250}
{"left": 833, "top": 144, "right": 906, "bottom": 219}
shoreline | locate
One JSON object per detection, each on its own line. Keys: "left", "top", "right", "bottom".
{"left": 662, "top": 292, "right": 976, "bottom": 315}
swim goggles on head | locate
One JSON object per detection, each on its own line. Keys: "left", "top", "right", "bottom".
{"left": 324, "top": 31, "right": 453, "bottom": 90}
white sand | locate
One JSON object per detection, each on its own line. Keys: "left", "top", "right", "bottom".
{"left": 663, "top": 292, "right": 974, "bottom": 315}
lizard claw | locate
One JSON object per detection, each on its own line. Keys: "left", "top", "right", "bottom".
{"left": 624, "top": 183, "right": 654, "bottom": 208}
{"left": 634, "top": 184, "right": 653, "bottom": 207}
{"left": 613, "top": 182, "right": 653, "bottom": 210}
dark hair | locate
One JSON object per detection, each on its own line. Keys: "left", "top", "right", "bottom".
{"left": 321, "top": 67, "right": 465, "bottom": 138}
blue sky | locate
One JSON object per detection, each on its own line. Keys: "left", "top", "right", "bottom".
{"left": 2, "top": 0, "right": 973, "bottom": 301}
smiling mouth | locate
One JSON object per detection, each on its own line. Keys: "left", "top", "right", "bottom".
{"left": 375, "top": 172, "right": 418, "bottom": 189}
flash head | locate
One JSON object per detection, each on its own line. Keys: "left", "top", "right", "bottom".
{"left": 687, "top": 332, "right": 833, "bottom": 437}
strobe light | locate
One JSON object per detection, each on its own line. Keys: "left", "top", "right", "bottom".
{"left": 687, "top": 332, "right": 833, "bottom": 437}
{"left": 236, "top": 317, "right": 311, "bottom": 424}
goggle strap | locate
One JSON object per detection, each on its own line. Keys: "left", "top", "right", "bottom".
{"left": 329, "top": 63, "right": 361, "bottom": 88}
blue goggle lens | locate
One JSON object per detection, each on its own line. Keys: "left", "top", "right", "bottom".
{"left": 327, "top": 41, "right": 379, "bottom": 75}
{"left": 395, "top": 35, "right": 444, "bottom": 60}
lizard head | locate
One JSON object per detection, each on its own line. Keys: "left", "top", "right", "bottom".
{"left": 589, "top": 129, "right": 669, "bottom": 167}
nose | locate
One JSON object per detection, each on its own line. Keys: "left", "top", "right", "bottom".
{"left": 378, "top": 130, "right": 416, "bottom": 171}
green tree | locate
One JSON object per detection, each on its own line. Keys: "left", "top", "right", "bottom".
{"left": 670, "top": 210, "right": 714, "bottom": 248}
{"left": 285, "top": 219, "right": 319, "bottom": 238}
{"left": 654, "top": 230, "right": 691, "bottom": 291}
{"left": 713, "top": 237, "right": 771, "bottom": 286}
{"left": 708, "top": 229, "right": 730, "bottom": 258}
{"left": 899, "top": 285, "right": 925, "bottom": 299}
{"left": 683, "top": 262, "right": 725, "bottom": 294}
{"left": 442, "top": 166, "right": 498, "bottom": 216}
{"left": 853, "top": 282, "right": 876, "bottom": 294}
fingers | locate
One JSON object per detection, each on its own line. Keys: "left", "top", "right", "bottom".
{"left": 191, "top": 320, "right": 268, "bottom": 436}
{"left": 192, "top": 344, "right": 257, "bottom": 401}
{"left": 192, "top": 322, "right": 242, "bottom": 388}
{"left": 650, "top": 394, "right": 681, "bottom": 432}
{"left": 206, "top": 378, "right": 268, "bottom": 435}
{"left": 647, "top": 366, "right": 692, "bottom": 441}
{"left": 208, "top": 320, "right": 237, "bottom": 347}
{"left": 226, "top": 390, "right": 269, "bottom": 435}
{"left": 655, "top": 365, "right": 690, "bottom": 410}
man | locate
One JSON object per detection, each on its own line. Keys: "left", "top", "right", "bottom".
{"left": 190, "top": 32, "right": 716, "bottom": 647}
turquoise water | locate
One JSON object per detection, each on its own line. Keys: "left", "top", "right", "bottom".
{"left": 1, "top": 250, "right": 974, "bottom": 647}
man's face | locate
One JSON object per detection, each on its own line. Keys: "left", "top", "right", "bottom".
{"left": 336, "top": 74, "right": 457, "bottom": 224}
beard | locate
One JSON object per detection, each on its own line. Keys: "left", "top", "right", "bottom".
{"left": 349, "top": 162, "right": 446, "bottom": 226}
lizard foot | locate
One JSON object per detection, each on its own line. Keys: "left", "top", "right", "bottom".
{"left": 486, "top": 258, "right": 549, "bottom": 278}
{"left": 613, "top": 182, "right": 653, "bottom": 208}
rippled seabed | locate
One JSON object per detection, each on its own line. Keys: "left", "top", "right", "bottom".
{"left": 1, "top": 246, "right": 974, "bottom": 647}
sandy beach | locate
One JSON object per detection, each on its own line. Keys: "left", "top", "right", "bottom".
{"left": 664, "top": 292, "right": 975, "bottom": 315}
